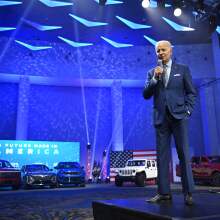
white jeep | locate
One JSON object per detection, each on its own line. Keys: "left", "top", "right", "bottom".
{"left": 115, "top": 159, "right": 157, "bottom": 187}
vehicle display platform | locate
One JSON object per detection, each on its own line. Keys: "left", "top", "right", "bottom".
{"left": 93, "top": 192, "right": 220, "bottom": 220}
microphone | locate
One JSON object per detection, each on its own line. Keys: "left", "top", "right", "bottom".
{"left": 157, "top": 59, "right": 163, "bottom": 68}
{"left": 156, "top": 59, "right": 163, "bottom": 80}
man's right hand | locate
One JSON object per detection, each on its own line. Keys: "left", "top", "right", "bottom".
{"left": 154, "top": 66, "right": 163, "bottom": 79}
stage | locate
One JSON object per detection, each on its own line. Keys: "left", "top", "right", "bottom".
{"left": 93, "top": 192, "right": 220, "bottom": 220}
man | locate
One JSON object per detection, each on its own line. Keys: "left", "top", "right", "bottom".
{"left": 143, "top": 40, "right": 196, "bottom": 205}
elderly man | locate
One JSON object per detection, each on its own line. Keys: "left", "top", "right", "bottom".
{"left": 143, "top": 40, "right": 197, "bottom": 205}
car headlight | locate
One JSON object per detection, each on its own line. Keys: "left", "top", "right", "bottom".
{"left": 27, "top": 176, "right": 34, "bottom": 184}
{"left": 51, "top": 175, "right": 56, "bottom": 183}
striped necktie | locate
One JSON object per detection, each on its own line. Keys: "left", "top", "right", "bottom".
{"left": 163, "top": 64, "right": 168, "bottom": 87}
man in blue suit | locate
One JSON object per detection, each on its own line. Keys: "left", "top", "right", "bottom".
{"left": 143, "top": 40, "right": 197, "bottom": 205}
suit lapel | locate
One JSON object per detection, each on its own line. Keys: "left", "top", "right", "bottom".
{"left": 166, "top": 62, "right": 178, "bottom": 88}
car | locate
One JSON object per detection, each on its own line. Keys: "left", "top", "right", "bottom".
{"left": 176, "top": 156, "right": 220, "bottom": 186}
{"left": 0, "top": 159, "right": 21, "bottom": 190}
{"left": 115, "top": 159, "right": 157, "bottom": 187}
{"left": 21, "top": 164, "right": 57, "bottom": 189}
{"left": 54, "top": 162, "right": 86, "bottom": 187}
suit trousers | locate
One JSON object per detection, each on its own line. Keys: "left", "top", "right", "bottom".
{"left": 155, "top": 108, "right": 194, "bottom": 195}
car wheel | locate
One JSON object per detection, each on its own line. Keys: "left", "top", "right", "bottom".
{"left": 12, "top": 185, "right": 20, "bottom": 190}
{"left": 212, "top": 173, "right": 220, "bottom": 186}
{"left": 24, "top": 184, "right": 31, "bottom": 189}
{"left": 135, "top": 173, "right": 145, "bottom": 187}
{"left": 115, "top": 176, "right": 123, "bottom": 187}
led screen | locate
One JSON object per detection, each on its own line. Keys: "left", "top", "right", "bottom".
{"left": 0, "top": 140, "right": 80, "bottom": 168}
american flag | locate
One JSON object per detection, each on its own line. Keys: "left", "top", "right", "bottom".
{"left": 109, "top": 149, "right": 157, "bottom": 182}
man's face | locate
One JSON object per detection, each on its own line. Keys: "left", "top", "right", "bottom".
{"left": 156, "top": 42, "right": 172, "bottom": 64}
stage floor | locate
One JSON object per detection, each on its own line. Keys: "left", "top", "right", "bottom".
{"left": 93, "top": 192, "right": 220, "bottom": 220}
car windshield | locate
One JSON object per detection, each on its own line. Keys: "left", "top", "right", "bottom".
{"left": 209, "top": 156, "right": 220, "bottom": 163}
{"left": 25, "top": 165, "right": 49, "bottom": 172}
{"left": 58, "top": 162, "right": 80, "bottom": 169}
{"left": 0, "top": 161, "right": 13, "bottom": 168}
{"left": 127, "top": 160, "right": 145, "bottom": 166}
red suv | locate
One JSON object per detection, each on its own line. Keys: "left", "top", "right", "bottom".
{"left": 0, "top": 159, "right": 21, "bottom": 190}
{"left": 176, "top": 156, "right": 220, "bottom": 186}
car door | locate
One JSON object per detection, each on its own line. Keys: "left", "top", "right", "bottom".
{"left": 146, "top": 160, "right": 157, "bottom": 178}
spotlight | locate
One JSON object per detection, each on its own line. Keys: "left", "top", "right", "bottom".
{"left": 87, "top": 177, "right": 92, "bottom": 183}
{"left": 174, "top": 7, "right": 182, "bottom": 16}
{"left": 173, "top": 0, "right": 186, "bottom": 17}
{"left": 157, "top": 0, "right": 165, "bottom": 8}
{"left": 142, "top": 0, "right": 150, "bottom": 8}
{"left": 193, "top": 0, "right": 205, "bottom": 13}
{"left": 103, "top": 149, "right": 107, "bottom": 157}
{"left": 105, "top": 176, "right": 110, "bottom": 183}
{"left": 99, "top": 0, "right": 107, "bottom": 6}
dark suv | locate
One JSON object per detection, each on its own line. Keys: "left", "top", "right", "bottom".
{"left": 0, "top": 159, "right": 21, "bottom": 190}
{"left": 55, "top": 162, "right": 85, "bottom": 187}
{"left": 176, "top": 156, "right": 220, "bottom": 186}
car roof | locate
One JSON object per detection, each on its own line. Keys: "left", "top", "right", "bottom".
{"left": 127, "top": 159, "right": 156, "bottom": 161}
{"left": 0, "top": 159, "right": 10, "bottom": 163}
{"left": 23, "top": 164, "right": 47, "bottom": 167}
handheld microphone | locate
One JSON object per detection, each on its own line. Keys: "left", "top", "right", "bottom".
{"left": 157, "top": 59, "right": 163, "bottom": 80}
{"left": 157, "top": 59, "right": 163, "bottom": 68}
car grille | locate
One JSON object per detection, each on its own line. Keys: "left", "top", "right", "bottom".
{"left": 59, "top": 177, "right": 83, "bottom": 183}
{"left": 33, "top": 175, "right": 51, "bottom": 181}
{"left": 63, "top": 171, "right": 80, "bottom": 175}
{"left": 27, "top": 175, "right": 55, "bottom": 185}
{"left": 120, "top": 170, "right": 133, "bottom": 175}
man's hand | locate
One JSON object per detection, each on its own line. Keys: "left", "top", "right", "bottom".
{"left": 154, "top": 66, "right": 163, "bottom": 79}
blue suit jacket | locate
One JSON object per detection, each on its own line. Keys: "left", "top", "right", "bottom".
{"left": 143, "top": 62, "right": 197, "bottom": 125}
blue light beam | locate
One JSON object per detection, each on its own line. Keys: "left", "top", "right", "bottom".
{"left": 38, "top": 0, "right": 73, "bottom": 7}
{"left": 116, "top": 16, "right": 151, "bottom": 29}
{"left": 162, "top": 17, "right": 195, "bottom": 31}
{"left": 23, "top": 19, "right": 62, "bottom": 31}
{"left": 69, "top": 14, "right": 108, "bottom": 27}
{"left": 101, "top": 36, "right": 133, "bottom": 48}
{"left": 0, "top": 1, "right": 22, "bottom": 6}
{"left": 93, "top": 0, "right": 123, "bottom": 5}
{"left": 149, "top": 0, "right": 171, "bottom": 8}
{"left": 143, "top": 35, "right": 157, "bottom": 46}
{"left": 0, "top": 27, "right": 16, "bottom": 31}
{"left": 15, "top": 40, "right": 52, "bottom": 51}
{"left": 216, "top": 26, "right": 220, "bottom": 34}
{"left": 58, "top": 36, "right": 93, "bottom": 47}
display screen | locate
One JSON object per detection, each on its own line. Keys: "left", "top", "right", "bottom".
{"left": 0, "top": 140, "right": 80, "bottom": 169}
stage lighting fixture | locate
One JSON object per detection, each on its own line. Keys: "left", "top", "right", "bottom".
{"left": 99, "top": 0, "right": 107, "bottom": 6}
{"left": 87, "top": 143, "right": 91, "bottom": 150}
{"left": 173, "top": 0, "right": 187, "bottom": 17}
{"left": 157, "top": 0, "right": 165, "bottom": 8}
{"left": 103, "top": 149, "right": 107, "bottom": 157}
{"left": 174, "top": 7, "right": 182, "bottom": 16}
{"left": 193, "top": 0, "right": 205, "bottom": 13}
{"left": 142, "top": 0, "right": 150, "bottom": 8}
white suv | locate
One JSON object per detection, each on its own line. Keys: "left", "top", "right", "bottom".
{"left": 115, "top": 159, "right": 157, "bottom": 187}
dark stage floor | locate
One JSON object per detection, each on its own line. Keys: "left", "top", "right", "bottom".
{"left": 0, "top": 183, "right": 220, "bottom": 220}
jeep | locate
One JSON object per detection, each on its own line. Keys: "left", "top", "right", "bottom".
{"left": 115, "top": 159, "right": 157, "bottom": 187}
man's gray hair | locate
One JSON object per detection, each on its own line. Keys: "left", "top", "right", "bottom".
{"left": 155, "top": 40, "right": 172, "bottom": 49}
